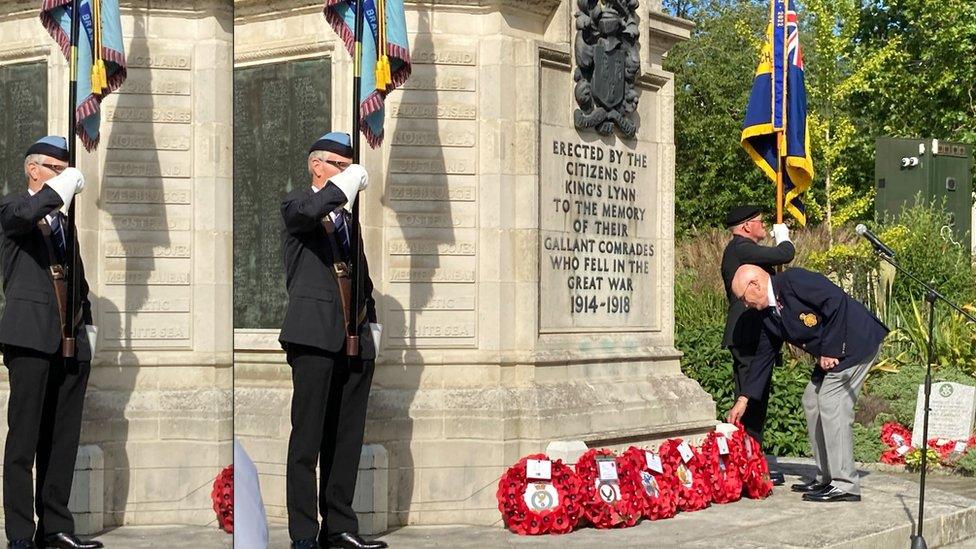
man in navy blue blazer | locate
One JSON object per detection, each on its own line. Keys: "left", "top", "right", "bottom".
{"left": 727, "top": 265, "right": 888, "bottom": 502}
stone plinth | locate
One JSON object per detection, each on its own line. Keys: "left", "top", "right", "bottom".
{"left": 0, "top": 0, "right": 233, "bottom": 527}
{"left": 233, "top": 0, "right": 712, "bottom": 528}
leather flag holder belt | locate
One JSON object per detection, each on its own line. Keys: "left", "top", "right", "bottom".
{"left": 322, "top": 216, "right": 365, "bottom": 357}
{"left": 37, "top": 219, "right": 78, "bottom": 358}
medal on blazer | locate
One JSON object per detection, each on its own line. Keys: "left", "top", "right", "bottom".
{"left": 800, "top": 312, "right": 818, "bottom": 327}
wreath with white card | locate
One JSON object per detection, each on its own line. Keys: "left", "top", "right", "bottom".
{"left": 496, "top": 453, "right": 582, "bottom": 535}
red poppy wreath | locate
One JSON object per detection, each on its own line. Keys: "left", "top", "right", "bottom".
{"left": 660, "top": 438, "right": 712, "bottom": 512}
{"left": 700, "top": 431, "right": 743, "bottom": 504}
{"left": 879, "top": 422, "right": 913, "bottom": 465}
{"left": 211, "top": 464, "right": 233, "bottom": 534}
{"left": 619, "top": 446, "right": 677, "bottom": 520}
{"left": 735, "top": 428, "right": 773, "bottom": 499}
{"left": 575, "top": 448, "right": 641, "bottom": 528}
{"left": 496, "top": 454, "right": 582, "bottom": 535}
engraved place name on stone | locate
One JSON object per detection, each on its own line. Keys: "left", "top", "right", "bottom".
{"left": 389, "top": 185, "right": 476, "bottom": 201}
{"left": 400, "top": 74, "right": 476, "bottom": 91}
{"left": 389, "top": 269, "right": 476, "bottom": 283}
{"left": 104, "top": 187, "right": 192, "bottom": 205}
{"left": 391, "top": 130, "right": 476, "bottom": 147}
{"left": 388, "top": 158, "right": 476, "bottom": 174}
{"left": 109, "top": 297, "right": 192, "bottom": 313}
{"left": 107, "top": 215, "right": 191, "bottom": 232}
{"left": 394, "top": 324, "right": 476, "bottom": 338}
{"left": 104, "top": 242, "right": 191, "bottom": 258}
{"left": 127, "top": 53, "right": 192, "bottom": 70}
{"left": 104, "top": 270, "right": 191, "bottom": 285}
{"left": 119, "top": 78, "right": 191, "bottom": 96}
{"left": 107, "top": 133, "right": 191, "bottom": 151}
{"left": 390, "top": 296, "right": 476, "bottom": 310}
{"left": 389, "top": 103, "right": 477, "bottom": 120}
{"left": 104, "top": 162, "right": 191, "bottom": 178}
{"left": 108, "top": 325, "right": 190, "bottom": 340}
{"left": 411, "top": 49, "right": 477, "bottom": 66}
{"left": 104, "top": 106, "right": 192, "bottom": 124}
{"left": 388, "top": 240, "right": 476, "bottom": 256}
{"left": 387, "top": 212, "right": 475, "bottom": 228}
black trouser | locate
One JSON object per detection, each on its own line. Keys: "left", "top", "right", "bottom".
{"left": 3, "top": 345, "right": 90, "bottom": 542}
{"left": 729, "top": 345, "right": 772, "bottom": 444}
{"left": 286, "top": 344, "right": 374, "bottom": 542}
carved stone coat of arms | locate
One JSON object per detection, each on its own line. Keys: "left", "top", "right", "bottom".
{"left": 573, "top": 0, "right": 641, "bottom": 138}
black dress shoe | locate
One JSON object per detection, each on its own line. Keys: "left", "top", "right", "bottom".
{"left": 769, "top": 470, "right": 785, "bottom": 486}
{"left": 791, "top": 479, "right": 829, "bottom": 493}
{"left": 42, "top": 533, "right": 103, "bottom": 549}
{"left": 325, "top": 532, "right": 388, "bottom": 549}
{"left": 8, "top": 540, "right": 37, "bottom": 549}
{"left": 802, "top": 486, "right": 861, "bottom": 502}
{"left": 291, "top": 540, "right": 320, "bottom": 549}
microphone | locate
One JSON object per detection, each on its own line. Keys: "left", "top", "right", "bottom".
{"left": 855, "top": 224, "right": 895, "bottom": 257}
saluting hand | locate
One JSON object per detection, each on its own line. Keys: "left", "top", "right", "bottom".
{"left": 727, "top": 396, "right": 749, "bottom": 424}
{"left": 819, "top": 356, "right": 839, "bottom": 371}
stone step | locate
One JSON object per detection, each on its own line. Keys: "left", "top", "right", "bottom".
{"left": 262, "top": 464, "right": 976, "bottom": 548}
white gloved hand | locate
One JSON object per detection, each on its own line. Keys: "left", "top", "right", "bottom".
{"left": 85, "top": 325, "right": 98, "bottom": 356}
{"left": 772, "top": 223, "right": 791, "bottom": 245}
{"left": 44, "top": 167, "right": 85, "bottom": 213}
{"left": 370, "top": 322, "right": 383, "bottom": 354}
{"left": 328, "top": 164, "right": 369, "bottom": 213}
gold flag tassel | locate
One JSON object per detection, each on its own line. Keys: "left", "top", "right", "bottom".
{"left": 90, "top": 0, "right": 108, "bottom": 95}
{"left": 374, "top": 0, "right": 392, "bottom": 92}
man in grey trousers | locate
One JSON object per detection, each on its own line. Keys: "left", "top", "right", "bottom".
{"left": 727, "top": 265, "right": 889, "bottom": 502}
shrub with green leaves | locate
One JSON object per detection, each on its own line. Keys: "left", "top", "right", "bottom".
{"left": 852, "top": 422, "right": 885, "bottom": 463}
{"left": 861, "top": 362, "right": 975, "bottom": 427}
{"left": 956, "top": 449, "right": 976, "bottom": 477}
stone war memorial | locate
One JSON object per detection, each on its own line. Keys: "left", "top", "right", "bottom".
{"left": 233, "top": 0, "right": 712, "bottom": 528}
{"left": 0, "top": 0, "right": 232, "bottom": 530}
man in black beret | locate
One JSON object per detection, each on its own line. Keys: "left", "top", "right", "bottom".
{"left": 279, "top": 132, "right": 386, "bottom": 549}
{"left": 720, "top": 205, "right": 794, "bottom": 485}
{"left": 1, "top": 136, "right": 102, "bottom": 549}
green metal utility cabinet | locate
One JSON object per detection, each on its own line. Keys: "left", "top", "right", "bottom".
{"left": 875, "top": 137, "right": 973, "bottom": 250}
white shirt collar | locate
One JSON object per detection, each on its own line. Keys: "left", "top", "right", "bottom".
{"left": 767, "top": 277, "right": 778, "bottom": 309}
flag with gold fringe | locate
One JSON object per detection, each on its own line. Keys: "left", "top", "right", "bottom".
{"left": 324, "top": 0, "right": 411, "bottom": 148}
{"left": 40, "top": 0, "right": 127, "bottom": 151}
{"left": 740, "top": 0, "right": 813, "bottom": 225}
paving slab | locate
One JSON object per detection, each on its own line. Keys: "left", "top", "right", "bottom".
{"left": 263, "top": 464, "right": 976, "bottom": 549}
{"left": 92, "top": 525, "right": 229, "bottom": 548}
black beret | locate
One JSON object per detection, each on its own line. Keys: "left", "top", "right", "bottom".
{"left": 25, "top": 135, "right": 69, "bottom": 162}
{"left": 309, "top": 131, "right": 354, "bottom": 158}
{"left": 725, "top": 204, "right": 762, "bottom": 227}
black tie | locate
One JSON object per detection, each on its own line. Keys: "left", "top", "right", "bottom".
{"left": 49, "top": 213, "right": 67, "bottom": 262}
{"left": 333, "top": 210, "right": 351, "bottom": 256}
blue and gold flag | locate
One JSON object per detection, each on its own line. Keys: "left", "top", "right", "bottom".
{"left": 741, "top": 0, "right": 813, "bottom": 225}
{"left": 41, "top": 0, "right": 127, "bottom": 151}
{"left": 324, "top": 0, "right": 411, "bottom": 148}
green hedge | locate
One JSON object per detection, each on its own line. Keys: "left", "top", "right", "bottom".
{"left": 677, "top": 321, "right": 812, "bottom": 457}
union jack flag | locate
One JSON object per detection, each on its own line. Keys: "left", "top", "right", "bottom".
{"left": 741, "top": 0, "right": 814, "bottom": 225}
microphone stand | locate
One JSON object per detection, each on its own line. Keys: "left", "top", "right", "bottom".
{"left": 871, "top": 248, "right": 976, "bottom": 549}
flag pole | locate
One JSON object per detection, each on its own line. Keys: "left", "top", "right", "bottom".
{"left": 64, "top": 0, "right": 82, "bottom": 357}
{"left": 776, "top": 137, "right": 784, "bottom": 224}
{"left": 348, "top": 0, "right": 365, "bottom": 359}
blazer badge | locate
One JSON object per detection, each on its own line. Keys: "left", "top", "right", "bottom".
{"left": 800, "top": 312, "right": 818, "bottom": 327}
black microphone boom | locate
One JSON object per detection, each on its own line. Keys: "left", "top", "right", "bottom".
{"left": 855, "top": 224, "right": 895, "bottom": 258}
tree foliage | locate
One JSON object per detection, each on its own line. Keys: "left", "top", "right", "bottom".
{"left": 663, "top": 0, "right": 976, "bottom": 234}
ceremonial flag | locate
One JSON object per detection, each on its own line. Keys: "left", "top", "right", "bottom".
{"left": 324, "top": 0, "right": 411, "bottom": 148}
{"left": 740, "top": 0, "right": 813, "bottom": 225}
{"left": 40, "top": 0, "right": 127, "bottom": 151}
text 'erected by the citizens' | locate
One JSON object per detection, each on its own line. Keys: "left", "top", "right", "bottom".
{"left": 540, "top": 132, "right": 657, "bottom": 331}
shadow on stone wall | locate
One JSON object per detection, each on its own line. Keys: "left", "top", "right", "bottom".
{"left": 89, "top": 8, "right": 165, "bottom": 529}
{"left": 371, "top": 6, "right": 455, "bottom": 527}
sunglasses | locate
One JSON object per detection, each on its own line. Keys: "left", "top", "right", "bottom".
{"left": 35, "top": 162, "right": 67, "bottom": 174}
{"left": 314, "top": 158, "right": 351, "bottom": 170}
